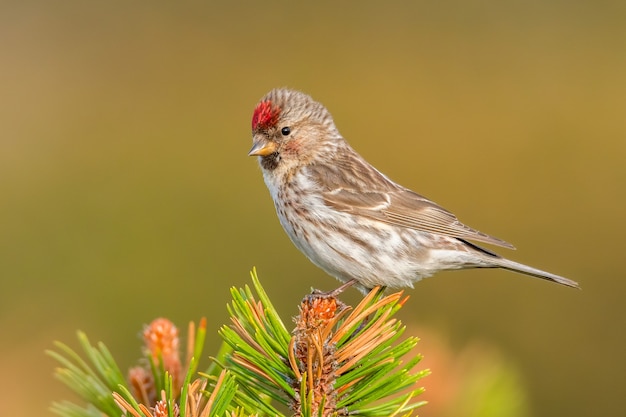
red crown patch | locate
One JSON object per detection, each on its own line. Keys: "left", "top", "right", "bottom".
{"left": 252, "top": 100, "right": 280, "bottom": 131}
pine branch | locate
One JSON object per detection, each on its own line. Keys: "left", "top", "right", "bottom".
{"left": 48, "top": 270, "right": 428, "bottom": 417}
{"left": 221, "top": 269, "right": 428, "bottom": 416}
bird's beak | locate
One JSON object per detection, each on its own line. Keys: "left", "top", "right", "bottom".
{"left": 248, "top": 138, "right": 277, "bottom": 156}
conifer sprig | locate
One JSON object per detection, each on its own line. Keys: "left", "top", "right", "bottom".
{"left": 221, "top": 269, "right": 428, "bottom": 417}
{"left": 49, "top": 270, "right": 427, "bottom": 417}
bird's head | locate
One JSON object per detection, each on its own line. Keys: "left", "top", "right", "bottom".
{"left": 249, "top": 88, "right": 339, "bottom": 171}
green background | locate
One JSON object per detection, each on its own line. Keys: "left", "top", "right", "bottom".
{"left": 1, "top": 1, "right": 624, "bottom": 416}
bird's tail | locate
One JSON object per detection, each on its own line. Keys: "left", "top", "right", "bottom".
{"left": 493, "top": 257, "right": 580, "bottom": 289}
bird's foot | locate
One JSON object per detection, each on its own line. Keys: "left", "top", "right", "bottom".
{"left": 311, "top": 279, "right": 358, "bottom": 298}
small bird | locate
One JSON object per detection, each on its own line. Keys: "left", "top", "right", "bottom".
{"left": 248, "top": 88, "right": 579, "bottom": 293}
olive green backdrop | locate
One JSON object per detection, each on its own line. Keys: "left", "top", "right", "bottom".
{"left": 1, "top": 1, "right": 624, "bottom": 417}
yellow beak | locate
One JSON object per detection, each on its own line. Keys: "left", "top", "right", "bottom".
{"left": 248, "top": 139, "right": 277, "bottom": 157}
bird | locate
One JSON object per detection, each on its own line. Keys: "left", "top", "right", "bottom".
{"left": 248, "top": 88, "right": 579, "bottom": 294}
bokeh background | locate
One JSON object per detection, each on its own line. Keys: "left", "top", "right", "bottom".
{"left": 1, "top": 1, "right": 624, "bottom": 416}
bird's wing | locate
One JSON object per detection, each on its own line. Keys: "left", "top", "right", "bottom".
{"left": 309, "top": 150, "right": 515, "bottom": 249}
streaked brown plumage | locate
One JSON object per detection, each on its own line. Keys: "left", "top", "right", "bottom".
{"left": 249, "top": 88, "right": 579, "bottom": 293}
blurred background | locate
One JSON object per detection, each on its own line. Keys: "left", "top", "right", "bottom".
{"left": 1, "top": 1, "right": 624, "bottom": 416}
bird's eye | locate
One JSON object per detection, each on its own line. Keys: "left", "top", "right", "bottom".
{"left": 281, "top": 126, "right": 291, "bottom": 136}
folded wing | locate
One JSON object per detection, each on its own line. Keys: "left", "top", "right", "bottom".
{"left": 311, "top": 150, "right": 515, "bottom": 249}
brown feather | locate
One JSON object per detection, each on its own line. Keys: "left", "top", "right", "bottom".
{"left": 310, "top": 148, "right": 516, "bottom": 249}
